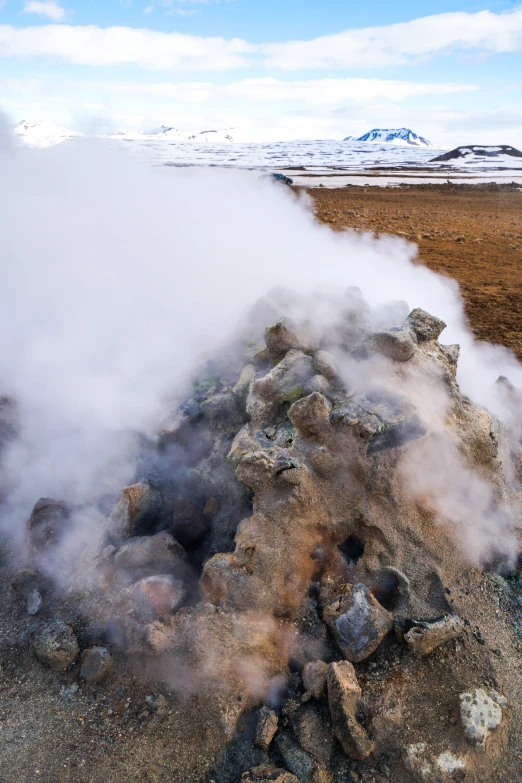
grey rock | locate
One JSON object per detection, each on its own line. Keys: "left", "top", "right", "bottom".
{"left": 114, "top": 531, "right": 185, "bottom": 575}
{"left": 26, "top": 498, "right": 70, "bottom": 553}
{"left": 27, "top": 588, "right": 42, "bottom": 616}
{"left": 233, "top": 365, "right": 257, "bottom": 397}
{"left": 255, "top": 706, "right": 278, "bottom": 750}
{"left": 146, "top": 693, "right": 168, "bottom": 716}
{"left": 372, "top": 326, "right": 417, "bottom": 362}
{"left": 460, "top": 688, "right": 507, "bottom": 748}
{"left": 323, "top": 583, "right": 393, "bottom": 662}
{"left": 264, "top": 318, "right": 317, "bottom": 362}
{"left": 34, "top": 620, "right": 79, "bottom": 671}
{"left": 327, "top": 661, "right": 374, "bottom": 760}
{"left": 274, "top": 732, "right": 315, "bottom": 783}
{"left": 406, "top": 308, "right": 446, "bottom": 342}
{"left": 405, "top": 614, "right": 464, "bottom": 656}
{"left": 200, "top": 392, "right": 246, "bottom": 431}
{"left": 80, "top": 646, "right": 113, "bottom": 683}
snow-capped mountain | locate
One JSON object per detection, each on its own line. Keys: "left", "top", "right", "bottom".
{"left": 345, "top": 128, "right": 433, "bottom": 147}
{"left": 431, "top": 144, "right": 522, "bottom": 163}
{"left": 13, "top": 121, "right": 82, "bottom": 148}
{"left": 109, "top": 126, "right": 235, "bottom": 143}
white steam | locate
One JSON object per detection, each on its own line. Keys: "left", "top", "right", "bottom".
{"left": 1, "top": 116, "right": 521, "bottom": 561}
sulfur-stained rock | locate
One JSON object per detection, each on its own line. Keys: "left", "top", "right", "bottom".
{"left": 80, "top": 646, "right": 113, "bottom": 683}
{"left": 372, "top": 326, "right": 417, "bottom": 362}
{"left": 460, "top": 689, "right": 508, "bottom": 749}
{"left": 255, "top": 705, "right": 278, "bottom": 750}
{"left": 34, "top": 620, "right": 79, "bottom": 671}
{"left": 326, "top": 662, "right": 374, "bottom": 761}
{"left": 323, "top": 583, "right": 393, "bottom": 662}
{"left": 242, "top": 766, "right": 299, "bottom": 783}
{"left": 114, "top": 531, "right": 185, "bottom": 576}
{"left": 264, "top": 318, "right": 317, "bottom": 362}
{"left": 405, "top": 614, "right": 465, "bottom": 656}
{"left": 110, "top": 483, "right": 161, "bottom": 537}
{"left": 406, "top": 308, "right": 447, "bottom": 342}
{"left": 301, "top": 660, "right": 328, "bottom": 702}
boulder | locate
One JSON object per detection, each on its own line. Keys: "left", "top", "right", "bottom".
{"left": 171, "top": 496, "right": 209, "bottom": 548}
{"left": 110, "top": 483, "right": 161, "bottom": 537}
{"left": 127, "top": 575, "right": 185, "bottom": 620}
{"left": 80, "top": 646, "right": 113, "bottom": 683}
{"left": 301, "top": 660, "right": 328, "bottom": 702}
{"left": 26, "top": 498, "right": 70, "bottom": 553}
{"left": 34, "top": 620, "right": 79, "bottom": 671}
{"left": 323, "top": 583, "right": 393, "bottom": 662}
{"left": 114, "top": 531, "right": 185, "bottom": 576}
{"left": 406, "top": 308, "right": 446, "bottom": 342}
{"left": 405, "top": 614, "right": 465, "bottom": 656}
{"left": 460, "top": 689, "right": 508, "bottom": 748}
{"left": 326, "top": 662, "right": 374, "bottom": 760}
{"left": 255, "top": 705, "right": 278, "bottom": 750}
{"left": 264, "top": 318, "right": 317, "bottom": 362}
{"left": 371, "top": 326, "right": 417, "bottom": 362}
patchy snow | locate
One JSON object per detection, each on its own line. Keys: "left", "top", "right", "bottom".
{"left": 106, "top": 126, "right": 235, "bottom": 143}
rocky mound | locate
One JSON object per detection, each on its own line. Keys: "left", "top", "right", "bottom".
{"left": 5, "top": 287, "right": 522, "bottom": 782}
{"left": 431, "top": 145, "right": 522, "bottom": 162}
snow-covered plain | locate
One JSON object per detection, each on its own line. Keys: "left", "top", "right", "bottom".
{"left": 12, "top": 122, "right": 522, "bottom": 185}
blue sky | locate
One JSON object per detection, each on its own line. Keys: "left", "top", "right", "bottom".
{"left": 0, "top": 0, "right": 521, "bottom": 144}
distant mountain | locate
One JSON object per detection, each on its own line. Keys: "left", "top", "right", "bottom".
{"left": 430, "top": 144, "right": 522, "bottom": 162}
{"left": 345, "top": 128, "right": 433, "bottom": 147}
{"left": 110, "top": 126, "right": 235, "bottom": 143}
{"left": 13, "top": 120, "right": 82, "bottom": 148}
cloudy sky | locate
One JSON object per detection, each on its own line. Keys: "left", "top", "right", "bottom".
{"left": 0, "top": 0, "right": 521, "bottom": 145}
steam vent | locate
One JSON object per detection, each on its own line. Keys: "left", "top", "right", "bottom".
{"left": 5, "top": 286, "right": 522, "bottom": 782}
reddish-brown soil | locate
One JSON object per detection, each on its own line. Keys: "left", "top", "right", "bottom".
{"left": 310, "top": 185, "right": 522, "bottom": 359}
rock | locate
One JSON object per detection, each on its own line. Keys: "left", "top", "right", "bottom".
{"left": 312, "top": 350, "right": 337, "bottom": 380}
{"left": 203, "top": 496, "right": 220, "bottom": 520}
{"left": 372, "top": 326, "right": 417, "bottom": 362}
{"left": 11, "top": 569, "right": 44, "bottom": 598}
{"left": 323, "top": 583, "right": 393, "bottom": 662}
{"left": 34, "top": 620, "right": 79, "bottom": 671}
{"left": 200, "top": 392, "right": 246, "bottom": 431}
{"left": 460, "top": 688, "right": 508, "bottom": 748}
{"left": 405, "top": 614, "right": 465, "bottom": 655}
{"left": 114, "top": 531, "right": 185, "bottom": 576}
{"left": 80, "top": 646, "right": 113, "bottom": 683}
{"left": 234, "top": 365, "right": 257, "bottom": 397}
{"left": 326, "top": 661, "right": 374, "bottom": 760}
{"left": 255, "top": 705, "right": 278, "bottom": 750}
{"left": 145, "top": 693, "right": 168, "bottom": 716}
{"left": 404, "top": 743, "right": 466, "bottom": 781}
{"left": 247, "top": 350, "right": 315, "bottom": 426}
{"left": 171, "top": 496, "right": 209, "bottom": 548}
{"left": 26, "top": 498, "right": 70, "bottom": 553}
{"left": 27, "top": 588, "right": 42, "bottom": 615}
{"left": 406, "top": 308, "right": 446, "bottom": 342}
{"left": 291, "top": 702, "right": 335, "bottom": 766}
{"left": 110, "top": 483, "right": 161, "bottom": 537}
{"left": 274, "top": 732, "right": 316, "bottom": 783}
{"left": 242, "top": 767, "right": 299, "bottom": 783}
{"left": 301, "top": 661, "right": 328, "bottom": 702}
{"left": 264, "top": 318, "right": 317, "bottom": 362}
{"left": 288, "top": 393, "right": 332, "bottom": 442}
{"left": 128, "top": 575, "right": 185, "bottom": 620}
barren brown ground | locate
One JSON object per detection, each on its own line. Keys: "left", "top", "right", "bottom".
{"left": 310, "top": 184, "right": 522, "bottom": 359}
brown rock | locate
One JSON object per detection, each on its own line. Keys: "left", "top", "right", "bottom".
{"left": 114, "top": 531, "right": 185, "bottom": 575}
{"left": 264, "top": 318, "right": 317, "bottom": 362}
{"left": 34, "top": 620, "right": 79, "bottom": 671}
{"left": 27, "top": 498, "right": 70, "bottom": 553}
{"left": 255, "top": 705, "right": 278, "bottom": 750}
{"left": 327, "top": 661, "right": 374, "bottom": 761}
{"left": 110, "top": 483, "right": 161, "bottom": 537}
{"left": 128, "top": 575, "right": 185, "bottom": 619}
{"left": 302, "top": 660, "right": 328, "bottom": 702}
{"left": 203, "top": 496, "right": 220, "bottom": 520}
{"left": 80, "top": 646, "right": 113, "bottom": 683}
{"left": 172, "top": 496, "right": 209, "bottom": 547}
{"left": 291, "top": 702, "right": 335, "bottom": 765}
{"left": 242, "top": 767, "right": 299, "bottom": 783}
{"left": 405, "top": 614, "right": 465, "bottom": 655}
{"left": 323, "top": 583, "right": 393, "bottom": 662}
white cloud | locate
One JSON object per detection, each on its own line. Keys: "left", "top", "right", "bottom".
{"left": 1, "top": 6, "right": 522, "bottom": 71}
{"left": 23, "top": 1, "right": 66, "bottom": 21}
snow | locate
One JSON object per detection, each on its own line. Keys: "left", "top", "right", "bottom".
{"left": 346, "top": 128, "right": 433, "bottom": 147}
{"left": 13, "top": 120, "right": 82, "bottom": 148}
{"left": 105, "top": 126, "right": 235, "bottom": 143}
